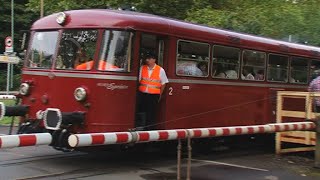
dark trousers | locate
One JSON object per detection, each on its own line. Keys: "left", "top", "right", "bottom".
{"left": 138, "top": 92, "right": 160, "bottom": 130}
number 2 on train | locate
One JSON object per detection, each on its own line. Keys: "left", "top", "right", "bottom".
{"left": 168, "top": 87, "right": 173, "bottom": 95}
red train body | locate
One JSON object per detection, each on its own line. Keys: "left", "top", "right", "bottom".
{"left": 3, "top": 9, "right": 320, "bottom": 149}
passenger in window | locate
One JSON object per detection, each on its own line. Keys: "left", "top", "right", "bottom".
{"left": 289, "top": 76, "right": 296, "bottom": 83}
{"left": 74, "top": 48, "right": 88, "bottom": 67}
{"left": 177, "top": 61, "right": 202, "bottom": 76}
{"left": 225, "top": 65, "right": 238, "bottom": 79}
{"left": 74, "top": 48, "right": 94, "bottom": 70}
{"left": 255, "top": 70, "right": 264, "bottom": 80}
{"left": 213, "top": 64, "right": 226, "bottom": 78}
{"left": 197, "top": 61, "right": 208, "bottom": 76}
{"left": 242, "top": 66, "right": 255, "bottom": 80}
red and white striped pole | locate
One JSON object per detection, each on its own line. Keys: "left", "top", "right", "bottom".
{"left": 68, "top": 130, "right": 188, "bottom": 148}
{"left": 187, "top": 124, "right": 272, "bottom": 138}
{"left": 0, "top": 133, "right": 52, "bottom": 149}
{"left": 68, "top": 122, "right": 315, "bottom": 148}
{"left": 68, "top": 132, "right": 133, "bottom": 148}
{"left": 0, "top": 102, "right": 5, "bottom": 121}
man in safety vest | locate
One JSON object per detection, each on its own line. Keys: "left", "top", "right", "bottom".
{"left": 138, "top": 51, "right": 169, "bottom": 130}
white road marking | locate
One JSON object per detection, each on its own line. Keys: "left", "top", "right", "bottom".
{"left": 191, "top": 159, "right": 269, "bottom": 172}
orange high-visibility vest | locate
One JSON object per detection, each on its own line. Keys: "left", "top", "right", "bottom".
{"left": 75, "top": 61, "right": 93, "bottom": 70}
{"left": 139, "top": 65, "right": 162, "bottom": 94}
{"left": 76, "top": 60, "right": 119, "bottom": 70}
{"left": 97, "top": 61, "right": 119, "bottom": 70}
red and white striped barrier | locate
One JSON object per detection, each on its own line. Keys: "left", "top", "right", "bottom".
{"left": 68, "top": 122, "right": 316, "bottom": 148}
{"left": 68, "top": 129, "right": 188, "bottom": 148}
{"left": 135, "top": 129, "right": 187, "bottom": 142}
{"left": 0, "top": 133, "right": 52, "bottom": 149}
{"left": 0, "top": 95, "right": 16, "bottom": 100}
{"left": 68, "top": 132, "right": 132, "bottom": 147}
{"left": 270, "top": 122, "right": 316, "bottom": 132}
{"left": 0, "top": 102, "right": 4, "bottom": 120}
{"left": 188, "top": 124, "right": 272, "bottom": 138}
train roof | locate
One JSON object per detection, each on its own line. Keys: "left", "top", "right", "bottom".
{"left": 32, "top": 9, "right": 320, "bottom": 58}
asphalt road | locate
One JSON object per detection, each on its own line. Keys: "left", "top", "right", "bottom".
{"left": 0, "top": 126, "right": 320, "bottom": 180}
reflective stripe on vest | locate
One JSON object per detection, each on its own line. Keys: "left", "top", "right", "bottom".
{"left": 139, "top": 65, "right": 161, "bottom": 94}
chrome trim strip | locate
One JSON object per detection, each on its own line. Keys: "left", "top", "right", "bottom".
{"left": 22, "top": 70, "right": 306, "bottom": 88}
{"left": 168, "top": 78, "right": 306, "bottom": 89}
{"left": 23, "top": 71, "right": 137, "bottom": 81}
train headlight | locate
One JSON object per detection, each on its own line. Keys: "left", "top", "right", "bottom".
{"left": 19, "top": 83, "right": 30, "bottom": 96}
{"left": 56, "top": 12, "right": 67, "bottom": 25}
{"left": 74, "top": 87, "right": 87, "bottom": 101}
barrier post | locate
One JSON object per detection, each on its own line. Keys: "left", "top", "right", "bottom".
{"left": 177, "top": 139, "right": 182, "bottom": 180}
{"left": 186, "top": 136, "right": 192, "bottom": 180}
{"left": 315, "top": 118, "right": 320, "bottom": 168}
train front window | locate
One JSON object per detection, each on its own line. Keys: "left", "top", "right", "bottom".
{"left": 98, "top": 30, "right": 133, "bottom": 72}
{"left": 27, "top": 31, "right": 59, "bottom": 68}
{"left": 56, "top": 30, "right": 98, "bottom": 70}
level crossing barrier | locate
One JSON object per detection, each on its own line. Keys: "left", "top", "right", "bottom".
{"left": 68, "top": 122, "right": 315, "bottom": 148}
{"left": 0, "top": 133, "right": 52, "bottom": 149}
{"left": 0, "top": 121, "right": 317, "bottom": 179}
{"left": 67, "top": 121, "right": 317, "bottom": 180}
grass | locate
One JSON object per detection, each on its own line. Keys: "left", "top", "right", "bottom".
{"left": 0, "top": 99, "right": 19, "bottom": 126}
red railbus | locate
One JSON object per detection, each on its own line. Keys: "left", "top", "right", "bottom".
{"left": 1, "top": 9, "right": 320, "bottom": 149}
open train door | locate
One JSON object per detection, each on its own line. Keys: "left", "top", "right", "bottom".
{"left": 135, "top": 33, "right": 168, "bottom": 129}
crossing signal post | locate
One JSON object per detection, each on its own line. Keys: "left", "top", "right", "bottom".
{"left": 5, "top": 36, "right": 13, "bottom": 53}
{"left": 1, "top": 36, "right": 20, "bottom": 95}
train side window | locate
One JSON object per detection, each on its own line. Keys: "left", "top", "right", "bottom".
{"left": 98, "top": 30, "right": 133, "bottom": 72}
{"left": 241, "top": 50, "right": 266, "bottom": 81}
{"left": 56, "top": 30, "right": 98, "bottom": 70}
{"left": 176, "top": 40, "right": 210, "bottom": 77}
{"left": 267, "top": 54, "right": 289, "bottom": 82}
{"left": 290, "top": 57, "right": 308, "bottom": 84}
{"left": 212, "top": 45, "right": 240, "bottom": 79}
{"left": 310, "top": 60, "right": 320, "bottom": 81}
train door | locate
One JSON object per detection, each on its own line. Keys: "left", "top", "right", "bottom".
{"left": 135, "top": 33, "right": 167, "bottom": 129}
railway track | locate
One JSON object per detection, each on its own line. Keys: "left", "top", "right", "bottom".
{"left": 0, "top": 152, "right": 87, "bottom": 167}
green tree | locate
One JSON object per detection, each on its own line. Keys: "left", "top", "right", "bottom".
{"left": 27, "top": 0, "right": 194, "bottom": 19}
{"left": 24, "top": 0, "right": 320, "bottom": 46}
{"left": 0, "top": 0, "right": 36, "bottom": 53}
